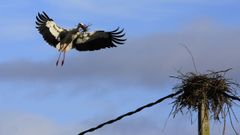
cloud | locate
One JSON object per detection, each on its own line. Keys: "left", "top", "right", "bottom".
{"left": 0, "top": 2, "right": 38, "bottom": 41}
{"left": 0, "top": 110, "right": 195, "bottom": 135}
{"left": 44, "top": 0, "right": 161, "bottom": 16}
{"left": 0, "top": 108, "right": 238, "bottom": 135}
{"left": 1, "top": 20, "right": 240, "bottom": 90}
{"left": 0, "top": 111, "right": 69, "bottom": 135}
{"left": 42, "top": 0, "right": 240, "bottom": 20}
{"left": 89, "top": 118, "right": 192, "bottom": 135}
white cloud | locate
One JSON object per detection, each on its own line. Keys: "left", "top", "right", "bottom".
{"left": 0, "top": 111, "right": 69, "bottom": 135}
{"left": 0, "top": 109, "right": 238, "bottom": 135}
{"left": 1, "top": 20, "right": 240, "bottom": 93}
{"left": 0, "top": 111, "right": 194, "bottom": 135}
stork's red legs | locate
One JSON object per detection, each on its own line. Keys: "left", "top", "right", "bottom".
{"left": 61, "top": 52, "right": 66, "bottom": 66}
{"left": 56, "top": 52, "right": 66, "bottom": 66}
{"left": 56, "top": 52, "right": 62, "bottom": 66}
{"left": 56, "top": 44, "right": 68, "bottom": 66}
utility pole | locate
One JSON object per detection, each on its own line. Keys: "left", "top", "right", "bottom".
{"left": 198, "top": 102, "right": 210, "bottom": 135}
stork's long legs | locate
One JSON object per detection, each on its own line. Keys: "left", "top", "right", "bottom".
{"left": 56, "top": 44, "right": 68, "bottom": 66}
{"left": 61, "top": 52, "right": 66, "bottom": 66}
{"left": 56, "top": 52, "right": 62, "bottom": 66}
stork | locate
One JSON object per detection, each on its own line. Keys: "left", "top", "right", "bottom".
{"left": 36, "top": 12, "right": 126, "bottom": 66}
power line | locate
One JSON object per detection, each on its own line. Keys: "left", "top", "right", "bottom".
{"left": 78, "top": 90, "right": 183, "bottom": 135}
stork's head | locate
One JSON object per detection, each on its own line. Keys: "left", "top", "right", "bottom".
{"left": 77, "top": 23, "right": 88, "bottom": 32}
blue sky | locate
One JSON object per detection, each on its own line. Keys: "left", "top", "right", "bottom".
{"left": 0, "top": 0, "right": 240, "bottom": 135}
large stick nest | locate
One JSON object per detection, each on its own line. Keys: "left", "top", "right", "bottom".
{"left": 171, "top": 69, "right": 239, "bottom": 120}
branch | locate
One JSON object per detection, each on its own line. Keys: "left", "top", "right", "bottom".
{"left": 78, "top": 90, "right": 183, "bottom": 135}
{"left": 179, "top": 43, "right": 198, "bottom": 74}
{"left": 223, "top": 93, "right": 240, "bottom": 102}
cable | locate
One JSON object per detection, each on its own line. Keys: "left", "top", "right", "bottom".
{"left": 78, "top": 90, "right": 183, "bottom": 135}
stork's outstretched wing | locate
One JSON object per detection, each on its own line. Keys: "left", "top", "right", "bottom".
{"left": 74, "top": 28, "right": 126, "bottom": 51}
{"left": 36, "top": 12, "right": 65, "bottom": 47}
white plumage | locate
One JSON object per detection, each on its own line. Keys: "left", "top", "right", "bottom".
{"left": 46, "top": 21, "right": 64, "bottom": 39}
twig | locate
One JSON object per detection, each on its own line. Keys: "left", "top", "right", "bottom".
{"left": 207, "top": 68, "right": 232, "bottom": 75}
{"left": 230, "top": 107, "right": 239, "bottom": 123}
{"left": 179, "top": 43, "right": 198, "bottom": 74}
{"left": 227, "top": 106, "right": 239, "bottom": 135}
{"left": 222, "top": 93, "right": 240, "bottom": 102}
{"left": 78, "top": 90, "right": 183, "bottom": 135}
{"left": 222, "top": 106, "right": 227, "bottom": 135}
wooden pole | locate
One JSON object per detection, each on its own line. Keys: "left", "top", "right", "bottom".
{"left": 198, "top": 102, "right": 210, "bottom": 135}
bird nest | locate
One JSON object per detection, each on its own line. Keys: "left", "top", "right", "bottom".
{"left": 171, "top": 69, "right": 240, "bottom": 121}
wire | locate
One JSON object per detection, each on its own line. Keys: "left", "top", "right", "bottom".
{"left": 78, "top": 90, "right": 183, "bottom": 135}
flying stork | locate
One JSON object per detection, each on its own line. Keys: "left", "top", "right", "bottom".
{"left": 36, "top": 12, "right": 126, "bottom": 66}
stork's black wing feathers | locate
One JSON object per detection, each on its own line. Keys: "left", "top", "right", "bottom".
{"left": 74, "top": 28, "right": 126, "bottom": 51}
{"left": 36, "top": 12, "right": 64, "bottom": 47}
